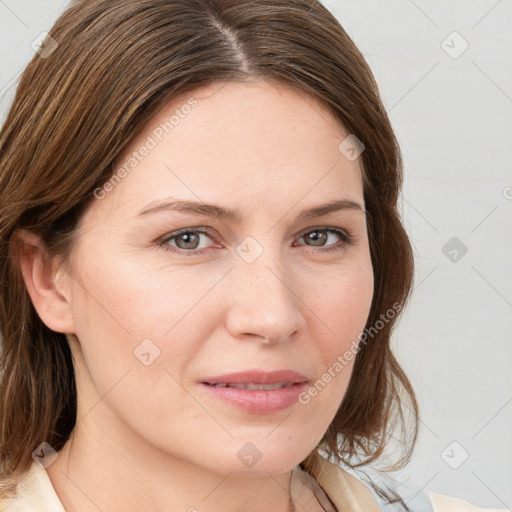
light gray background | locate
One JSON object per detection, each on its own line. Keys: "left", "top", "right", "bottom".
{"left": 1, "top": 0, "right": 511, "bottom": 509}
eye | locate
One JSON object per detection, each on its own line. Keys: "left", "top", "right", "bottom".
{"left": 294, "top": 226, "right": 355, "bottom": 254}
{"left": 157, "top": 226, "right": 355, "bottom": 256}
{"left": 158, "top": 228, "right": 217, "bottom": 255}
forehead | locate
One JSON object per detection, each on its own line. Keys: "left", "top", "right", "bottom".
{"left": 85, "top": 79, "right": 364, "bottom": 225}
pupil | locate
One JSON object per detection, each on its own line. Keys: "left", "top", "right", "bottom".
{"left": 308, "top": 231, "right": 326, "bottom": 246}
{"left": 178, "top": 232, "right": 198, "bottom": 249}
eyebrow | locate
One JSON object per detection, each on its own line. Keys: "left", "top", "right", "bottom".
{"left": 133, "top": 197, "right": 365, "bottom": 222}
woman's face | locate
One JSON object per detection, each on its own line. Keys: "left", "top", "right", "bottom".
{"left": 60, "top": 79, "right": 373, "bottom": 475}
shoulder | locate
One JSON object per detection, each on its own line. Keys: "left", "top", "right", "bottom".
{"left": 0, "top": 462, "right": 65, "bottom": 512}
{"left": 1, "top": 460, "right": 508, "bottom": 512}
{"left": 312, "top": 456, "right": 381, "bottom": 511}
{"left": 428, "top": 492, "right": 509, "bottom": 512}
{"left": 311, "top": 457, "right": 509, "bottom": 512}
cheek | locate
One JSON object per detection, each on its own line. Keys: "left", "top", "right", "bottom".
{"left": 68, "top": 250, "right": 224, "bottom": 409}
{"left": 300, "top": 259, "right": 373, "bottom": 406}
{"left": 73, "top": 246, "right": 221, "bottom": 344}
{"left": 310, "top": 258, "right": 374, "bottom": 348}
{"left": 68, "top": 264, "right": 203, "bottom": 442}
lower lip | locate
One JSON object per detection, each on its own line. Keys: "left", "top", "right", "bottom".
{"left": 200, "top": 382, "right": 308, "bottom": 414}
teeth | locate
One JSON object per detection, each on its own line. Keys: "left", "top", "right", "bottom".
{"left": 210, "top": 382, "right": 291, "bottom": 390}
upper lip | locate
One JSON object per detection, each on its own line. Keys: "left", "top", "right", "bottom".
{"left": 201, "top": 370, "right": 308, "bottom": 385}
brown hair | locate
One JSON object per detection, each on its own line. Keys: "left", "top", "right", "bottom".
{"left": 0, "top": 0, "right": 418, "bottom": 505}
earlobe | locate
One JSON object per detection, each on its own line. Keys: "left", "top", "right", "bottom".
{"left": 15, "top": 229, "right": 76, "bottom": 334}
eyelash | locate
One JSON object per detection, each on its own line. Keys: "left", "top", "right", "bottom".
{"left": 157, "top": 226, "right": 356, "bottom": 256}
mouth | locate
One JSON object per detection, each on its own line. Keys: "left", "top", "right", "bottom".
{"left": 200, "top": 369, "right": 308, "bottom": 386}
{"left": 204, "top": 382, "right": 297, "bottom": 390}
{"left": 198, "top": 370, "right": 309, "bottom": 414}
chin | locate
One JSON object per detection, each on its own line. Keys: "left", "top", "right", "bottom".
{"left": 205, "top": 434, "right": 315, "bottom": 477}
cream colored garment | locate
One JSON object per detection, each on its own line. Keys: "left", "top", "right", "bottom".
{"left": 1, "top": 462, "right": 65, "bottom": 512}
{"left": 428, "top": 493, "right": 510, "bottom": 512}
{"left": 312, "top": 457, "right": 510, "bottom": 512}
{"left": 1, "top": 458, "right": 509, "bottom": 512}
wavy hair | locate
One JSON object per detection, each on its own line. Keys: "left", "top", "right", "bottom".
{"left": 0, "top": 0, "right": 418, "bottom": 506}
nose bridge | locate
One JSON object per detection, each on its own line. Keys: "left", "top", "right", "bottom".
{"left": 226, "top": 237, "right": 303, "bottom": 343}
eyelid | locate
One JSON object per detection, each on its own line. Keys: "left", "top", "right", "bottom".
{"left": 158, "top": 227, "right": 217, "bottom": 251}
{"left": 294, "top": 225, "right": 352, "bottom": 241}
{"left": 294, "top": 225, "right": 357, "bottom": 253}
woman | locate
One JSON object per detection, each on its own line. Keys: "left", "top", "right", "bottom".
{"left": 0, "top": 1, "right": 505, "bottom": 511}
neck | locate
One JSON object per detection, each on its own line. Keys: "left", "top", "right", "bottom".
{"left": 46, "top": 411, "right": 296, "bottom": 512}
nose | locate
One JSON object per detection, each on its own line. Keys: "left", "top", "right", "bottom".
{"left": 224, "top": 245, "right": 305, "bottom": 346}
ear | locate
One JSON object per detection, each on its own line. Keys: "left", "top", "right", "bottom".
{"left": 15, "top": 229, "right": 76, "bottom": 334}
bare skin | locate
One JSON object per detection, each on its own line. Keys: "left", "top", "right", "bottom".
{"left": 18, "top": 79, "right": 373, "bottom": 512}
